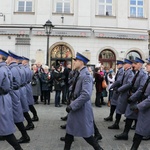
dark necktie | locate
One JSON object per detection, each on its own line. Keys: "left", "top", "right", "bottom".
{"left": 131, "top": 70, "right": 140, "bottom": 87}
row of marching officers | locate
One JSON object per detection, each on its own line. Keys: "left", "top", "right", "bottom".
{"left": 0, "top": 49, "right": 39, "bottom": 150}
{"left": 104, "top": 57, "right": 150, "bottom": 150}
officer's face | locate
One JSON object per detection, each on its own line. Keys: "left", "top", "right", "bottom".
{"left": 146, "top": 63, "right": 150, "bottom": 72}
{"left": 73, "top": 59, "right": 83, "bottom": 70}
{"left": 123, "top": 63, "right": 131, "bottom": 69}
{"left": 133, "top": 62, "right": 142, "bottom": 71}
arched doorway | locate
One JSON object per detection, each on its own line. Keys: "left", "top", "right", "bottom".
{"left": 50, "top": 45, "right": 72, "bottom": 67}
{"left": 126, "top": 50, "right": 141, "bottom": 60}
{"left": 99, "top": 49, "right": 116, "bottom": 70}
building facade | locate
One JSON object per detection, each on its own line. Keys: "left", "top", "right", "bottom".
{"left": 0, "top": 0, "right": 149, "bottom": 70}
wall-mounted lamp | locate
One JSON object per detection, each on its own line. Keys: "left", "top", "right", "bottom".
{"left": 61, "top": 16, "right": 64, "bottom": 23}
{"left": 120, "top": 51, "right": 125, "bottom": 53}
{"left": 0, "top": 13, "right": 5, "bottom": 21}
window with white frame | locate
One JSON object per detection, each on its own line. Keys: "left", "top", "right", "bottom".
{"left": 130, "top": 0, "right": 144, "bottom": 17}
{"left": 98, "top": 0, "right": 112, "bottom": 16}
{"left": 17, "top": 0, "right": 33, "bottom": 12}
{"left": 55, "top": 0, "right": 71, "bottom": 13}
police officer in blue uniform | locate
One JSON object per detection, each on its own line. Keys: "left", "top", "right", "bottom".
{"left": 0, "top": 49, "right": 23, "bottom": 150}
{"left": 108, "top": 59, "right": 134, "bottom": 129}
{"left": 7, "top": 51, "right": 31, "bottom": 143}
{"left": 7, "top": 51, "right": 34, "bottom": 131}
{"left": 22, "top": 56, "right": 39, "bottom": 122}
{"left": 64, "top": 52, "right": 103, "bottom": 150}
{"left": 130, "top": 58, "right": 150, "bottom": 150}
{"left": 114, "top": 57, "right": 147, "bottom": 140}
{"left": 104, "top": 60, "right": 124, "bottom": 121}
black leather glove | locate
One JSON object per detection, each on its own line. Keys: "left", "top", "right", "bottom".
{"left": 130, "top": 105, "right": 138, "bottom": 112}
{"left": 127, "top": 98, "right": 132, "bottom": 104}
{"left": 66, "top": 106, "right": 72, "bottom": 113}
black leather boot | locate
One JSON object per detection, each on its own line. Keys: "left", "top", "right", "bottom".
{"left": 25, "top": 123, "right": 34, "bottom": 130}
{"left": 0, "top": 136, "right": 5, "bottom": 141}
{"left": 108, "top": 123, "right": 119, "bottom": 129}
{"left": 104, "top": 116, "right": 113, "bottom": 121}
{"left": 31, "top": 116, "right": 39, "bottom": 122}
{"left": 93, "top": 121, "right": 102, "bottom": 141}
{"left": 130, "top": 133, "right": 142, "bottom": 150}
{"left": 60, "top": 124, "right": 66, "bottom": 129}
{"left": 5, "top": 134, "right": 23, "bottom": 150}
{"left": 17, "top": 135, "right": 30, "bottom": 144}
{"left": 114, "top": 132, "right": 128, "bottom": 140}
{"left": 61, "top": 115, "right": 68, "bottom": 121}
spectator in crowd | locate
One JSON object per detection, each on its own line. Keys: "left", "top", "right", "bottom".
{"left": 31, "top": 64, "right": 41, "bottom": 104}
{"left": 53, "top": 65, "right": 65, "bottom": 107}
{"left": 41, "top": 65, "right": 53, "bottom": 105}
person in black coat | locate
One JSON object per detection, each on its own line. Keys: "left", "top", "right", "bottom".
{"left": 41, "top": 65, "right": 53, "bottom": 105}
{"left": 53, "top": 65, "right": 65, "bottom": 107}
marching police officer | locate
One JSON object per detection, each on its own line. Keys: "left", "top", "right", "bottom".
{"left": 0, "top": 49, "right": 23, "bottom": 150}
{"left": 114, "top": 57, "right": 147, "bottom": 140}
{"left": 64, "top": 52, "right": 103, "bottom": 150}
{"left": 7, "top": 51, "right": 34, "bottom": 131}
{"left": 108, "top": 59, "right": 134, "bottom": 129}
{"left": 7, "top": 51, "right": 31, "bottom": 143}
{"left": 104, "top": 60, "right": 124, "bottom": 121}
{"left": 22, "top": 56, "right": 39, "bottom": 122}
{"left": 130, "top": 58, "right": 150, "bottom": 150}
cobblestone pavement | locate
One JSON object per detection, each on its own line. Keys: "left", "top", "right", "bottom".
{"left": 1, "top": 92, "right": 150, "bottom": 150}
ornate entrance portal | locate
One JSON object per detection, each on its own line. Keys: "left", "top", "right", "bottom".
{"left": 50, "top": 45, "right": 72, "bottom": 67}
{"left": 99, "top": 49, "right": 116, "bottom": 70}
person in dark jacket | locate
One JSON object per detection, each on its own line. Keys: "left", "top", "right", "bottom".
{"left": 41, "top": 65, "right": 53, "bottom": 105}
{"left": 53, "top": 65, "right": 65, "bottom": 107}
{"left": 94, "top": 68, "right": 104, "bottom": 107}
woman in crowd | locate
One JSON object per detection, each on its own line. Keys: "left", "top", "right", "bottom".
{"left": 31, "top": 64, "right": 41, "bottom": 104}
{"left": 94, "top": 67, "right": 104, "bottom": 107}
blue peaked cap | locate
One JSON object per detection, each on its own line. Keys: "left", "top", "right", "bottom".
{"left": 133, "top": 57, "right": 145, "bottom": 64}
{"left": 123, "top": 58, "right": 133, "bottom": 65}
{"left": 116, "top": 60, "right": 124, "bottom": 65}
{"left": 73, "top": 52, "right": 89, "bottom": 64}
{"left": 0, "top": 49, "right": 9, "bottom": 57}
{"left": 22, "top": 56, "right": 30, "bottom": 61}
{"left": 146, "top": 58, "right": 150, "bottom": 63}
{"left": 8, "top": 50, "right": 20, "bottom": 59}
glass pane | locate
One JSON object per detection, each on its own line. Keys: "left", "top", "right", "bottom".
{"left": 138, "top": 0, "right": 143, "bottom": 5}
{"left": 106, "top": 5, "right": 112, "bottom": 15}
{"left": 130, "top": 0, "right": 136, "bottom": 5}
{"left": 26, "top": 2, "right": 32, "bottom": 12}
{"left": 100, "top": 50, "right": 115, "bottom": 59}
{"left": 64, "top": 3, "right": 70, "bottom": 13}
{"left": 106, "top": 0, "right": 112, "bottom": 3}
{"left": 130, "top": 7, "right": 136, "bottom": 17}
{"left": 56, "top": 2, "right": 62, "bottom": 13}
{"left": 99, "top": 5, "right": 105, "bottom": 15}
{"left": 99, "top": 0, "right": 105, "bottom": 3}
{"left": 18, "top": 1, "right": 24, "bottom": 12}
{"left": 138, "top": 7, "right": 143, "bottom": 17}
{"left": 127, "top": 51, "right": 141, "bottom": 60}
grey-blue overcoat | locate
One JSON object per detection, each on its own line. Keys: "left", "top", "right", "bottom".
{"left": 24, "top": 64, "right": 34, "bottom": 105}
{"left": 111, "top": 67, "right": 124, "bottom": 106}
{"left": 116, "top": 68, "right": 134, "bottom": 114}
{"left": 66, "top": 67, "right": 94, "bottom": 138}
{"left": 135, "top": 76, "right": 150, "bottom": 136}
{"left": 0, "top": 62, "right": 15, "bottom": 136}
{"left": 125, "top": 69, "right": 148, "bottom": 119}
{"left": 8, "top": 62, "right": 24, "bottom": 122}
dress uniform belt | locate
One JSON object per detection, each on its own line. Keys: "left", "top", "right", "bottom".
{"left": 20, "top": 83, "right": 26, "bottom": 87}
{"left": 13, "top": 87, "right": 19, "bottom": 90}
{"left": 0, "top": 88, "right": 8, "bottom": 95}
